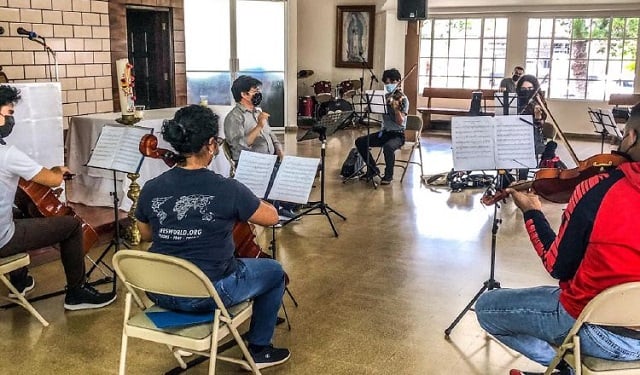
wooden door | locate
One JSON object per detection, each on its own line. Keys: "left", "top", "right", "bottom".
{"left": 126, "top": 9, "right": 174, "bottom": 109}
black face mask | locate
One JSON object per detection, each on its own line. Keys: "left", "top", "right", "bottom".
{"left": 0, "top": 115, "right": 15, "bottom": 139}
{"left": 512, "top": 74, "right": 522, "bottom": 82}
{"left": 251, "top": 92, "right": 263, "bottom": 106}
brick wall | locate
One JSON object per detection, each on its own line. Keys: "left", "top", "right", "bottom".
{"left": 0, "top": 0, "right": 186, "bottom": 127}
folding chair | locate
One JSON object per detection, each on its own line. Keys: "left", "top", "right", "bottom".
{"left": 545, "top": 282, "right": 640, "bottom": 375}
{"left": 112, "top": 250, "right": 260, "bottom": 374}
{"left": 375, "top": 114, "right": 425, "bottom": 183}
{"left": 0, "top": 253, "right": 49, "bottom": 326}
{"left": 221, "top": 140, "right": 237, "bottom": 178}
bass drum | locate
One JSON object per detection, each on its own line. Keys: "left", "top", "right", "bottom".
{"left": 317, "top": 99, "right": 354, "bottom": 119}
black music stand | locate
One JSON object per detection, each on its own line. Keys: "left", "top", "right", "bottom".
{"left": 444, "top": 172, "right": 504, "bottom": 338}
{"left": 588, "top": 107, "right": 623, "bottom": 153}
{"left": 494, "top": 91, "right": 518, "bottom": 115}
{"left": 287, "top": 111, "right": 352, "bottom": 237}
{"left": 84, "top": 125, "right": 151, "bottom": 291}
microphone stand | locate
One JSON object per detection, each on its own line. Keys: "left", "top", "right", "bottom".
{"left": 23, "top": 36, "right": 58, "bottom": 82}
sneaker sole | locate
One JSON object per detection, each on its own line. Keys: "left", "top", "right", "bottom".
{"left": 8, "top": 281, "right": 35, "bottom": 298}
{"left": 241, "top": 352, "right": 291, "bottom": 371}
{"left": 64, "top": 294, "right": 117, "bottom": 311}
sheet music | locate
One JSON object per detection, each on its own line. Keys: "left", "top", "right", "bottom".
{"left": 452, "top": 115, "right": 536, "bottom": 171}
{"left": 87, "top": 125, "right": 152, "bottom": 174}
{"left": 234, "top": 151, "right": 278, "bottom": 199}
{"left": 451, "top": 117, "right": 496, "bottom": 170}
{"left": 364, "top": 90, "right": 388, "bottom": 115}
{"left": 268, "top": 156, "right": 319, "bottom": 204}
{"left": 494, "top": 116, "right": 536, "bottom": 169}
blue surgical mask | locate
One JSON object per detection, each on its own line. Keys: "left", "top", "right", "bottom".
{"left": 384, "top": 83, "right": 397, "bottom": 93}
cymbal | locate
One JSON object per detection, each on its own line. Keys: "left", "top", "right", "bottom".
{"left": 297, "top": 70, "right": 314, "bottom": 79}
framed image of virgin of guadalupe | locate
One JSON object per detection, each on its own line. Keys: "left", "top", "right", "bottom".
{"left": 335, "top": 5, "right": 375, "bottom": 69}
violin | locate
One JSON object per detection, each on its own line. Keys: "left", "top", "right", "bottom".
{"left": 14, "top": 178, "right": 99, "bottom": 254}
{"left": 386, "top": 64, "right": 418, "bottom": 111}
{"left": 481, "top": 153, "right": 630, "bottom": 205}
{"left": 481, "top": 95, "right": 630, "bottom": 205}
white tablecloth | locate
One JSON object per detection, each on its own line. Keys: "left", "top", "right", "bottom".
{"left": 66, "top": 106, "right": 233, "bottom": 210}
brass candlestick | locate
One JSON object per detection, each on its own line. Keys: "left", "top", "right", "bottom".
{"left": 126, "top": 172, "right": 141, "bottom": 245}
{"left": 115, "top": 113, "right": 141, "bottom": 126}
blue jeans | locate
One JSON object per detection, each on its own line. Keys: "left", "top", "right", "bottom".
{"left": 148, "top": 258, "right": 285, "bottom": 346}
{"left": 476, "top": 286, "right": 640, "bottom": 366}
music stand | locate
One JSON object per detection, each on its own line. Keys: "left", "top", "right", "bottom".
{"left": 588, "top": 107, "right": 623, "bottom": 153}
{"left": 289, "top": 111, "right": 352, "bottom": 237}
{"left": 85, "top": 125, "right": 152, "bottom": 291}
{"left": 494, "top": 92, "right": 518, "bottom": 115}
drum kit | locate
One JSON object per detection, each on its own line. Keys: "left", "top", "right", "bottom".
{"left": 297, "top": 73, "right": 361, "bottom": 124}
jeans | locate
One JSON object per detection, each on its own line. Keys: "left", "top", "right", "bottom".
{"left": 476, "top": 286, "right": 640, "bottom": 366}
{"left": 0, "top": 216, "right": 86, "bottom": 288}
{"left": 148, "top": 258, "right": 285, "bottom": 346}
{"left": 355, "top": 131, "right": 404, "bottom": 178}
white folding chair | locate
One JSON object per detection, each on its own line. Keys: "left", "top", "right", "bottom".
{"left": 113, "top": 250, "right": 260, "bottom": 374}
{"left": 0, "top": 253, "right": 49, "bottom": 326}
{"left": 545, "top": 282, "right": 640, "bottom": 375}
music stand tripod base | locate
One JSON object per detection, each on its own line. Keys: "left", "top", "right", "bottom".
{"left": 290, "top": 112, "right": 351, "bottom": 236}
{"left": 444, "top": 176, "right": 504, "bottom": 339}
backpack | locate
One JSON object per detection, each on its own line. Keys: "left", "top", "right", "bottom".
{"left": 340, "top": 148, "right": 364, "bottom": 177}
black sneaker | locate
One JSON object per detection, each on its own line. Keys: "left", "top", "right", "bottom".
{"left": 64, "top": 284, "right": 117, "bottom": 311}
{"left": 380, "top": 176, "right": 393, "bottom": 185}
{"left": 8, "top": 275, "right": 35, "bottom": 298}
{"left": 242, "top": 344, "right": 290, "bottom": 370}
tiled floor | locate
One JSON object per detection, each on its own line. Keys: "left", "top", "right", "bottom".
{"left": 0, "top": 127, "right": 619, "bottom": 374}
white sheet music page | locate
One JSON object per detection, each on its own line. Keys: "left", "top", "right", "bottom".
{"left": 494, "top": 115, "right": 536, "bottom": 169}
{"left": 234, "top": 151, "right": 278, "bottom": 199}
{"left": 268, "top": 156, "right": 320, "bottom": 204}
{"left": 87, "top": 125, "right": 152, "bottom": 173}
{"left": 451, "top": 116, "right": 495, "bottom": 170}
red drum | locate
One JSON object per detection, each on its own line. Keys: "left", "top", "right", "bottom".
{"left": 317, "top": 99, "right": 354, "bottom": 119}
{"left": 297, "top": 96, "right": 316, "bottom": 117}
{"left": 312, "top": 81, "right": 332, "bottom": 103}
{"left": 338, "top": 80, "right": 356, "bottom": 98}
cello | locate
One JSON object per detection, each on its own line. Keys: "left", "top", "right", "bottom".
{"left": 14, "top": 177, "right": 99, "bottom": 254}
{"left": 138, "top": 134, "right": 288, "bottom": 282}
{"left": 481, "top": 95, "right": 630, "bottom": 205}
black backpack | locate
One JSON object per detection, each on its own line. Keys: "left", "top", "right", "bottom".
{"left": 340, "top": 148, "right": 364, "bottom": 177}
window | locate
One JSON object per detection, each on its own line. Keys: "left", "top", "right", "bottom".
{"left": 527, "top": 16, "right": 638, "bottom": 100}
{"left": 419, "top": 17, "right": 508, "bottom": 90}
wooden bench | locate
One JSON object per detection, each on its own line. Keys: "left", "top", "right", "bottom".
{"left": 417, "top": 88, "right": 496, "bottom": 129}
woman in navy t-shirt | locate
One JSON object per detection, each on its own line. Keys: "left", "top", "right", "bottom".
{"left": 135, "top": 105, "right": 290, "bottom": 370}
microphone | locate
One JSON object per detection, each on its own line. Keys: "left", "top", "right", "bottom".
{"left": 16, "top": 27, "right": 40, "bottom": 39}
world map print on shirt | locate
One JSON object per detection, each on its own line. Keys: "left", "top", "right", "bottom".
{"left": 174, "top": 194, "right": 216, "bottom": 221}
{"left": 151, "top": 196, "right": 173, "bottom": 224}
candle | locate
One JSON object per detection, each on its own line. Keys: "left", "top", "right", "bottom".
{"left": 116, "top": 58, "right": 135, "bottom": 116}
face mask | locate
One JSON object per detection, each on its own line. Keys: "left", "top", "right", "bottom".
{"left": 512, "top": 74, "right": 522, "bottom": 82}
{"left": 618, "top": 132, "right": 637, "bottom": 155}
{"left": 251, "top": 92, "right": 263, "bottom": 106}
{"left": 384, "top": 84, "right": 397, "bottom": 93}
{"left": 0, "top": 115, "right": 15, "bottom": 139}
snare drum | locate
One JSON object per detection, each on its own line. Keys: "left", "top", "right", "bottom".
{"left": 297, "top": 96, "right": 316, "bottom": 117}
{"left": 338, "top": 80, "right": 356, "bottom": 99}
{"left": 312, "top": 81, "right": 332, "bottom": 103}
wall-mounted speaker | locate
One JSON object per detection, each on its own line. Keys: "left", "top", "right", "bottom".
{"left": 397, "top": 0, "right": 427, "bottom": 21}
